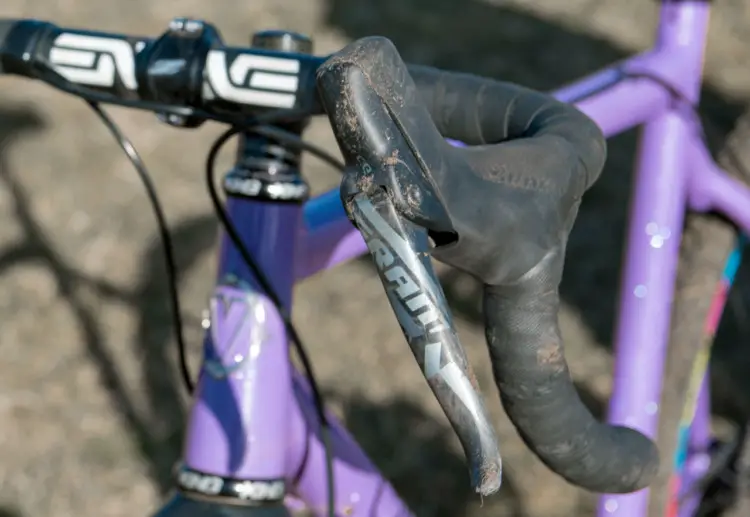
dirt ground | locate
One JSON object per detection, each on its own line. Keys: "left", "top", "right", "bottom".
{"left": 1, "top": 1, "right": 750, "bottom": 516}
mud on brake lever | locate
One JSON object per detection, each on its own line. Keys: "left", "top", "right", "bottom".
{"left": 316, "top": 36, "right": 502, "bottom": 496}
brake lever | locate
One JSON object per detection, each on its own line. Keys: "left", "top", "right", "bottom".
{"left": 316, "top": 37, "right": 502, "bottom": 495}
{"left": 346, "top": 187, "right": 502, "bottom": 496}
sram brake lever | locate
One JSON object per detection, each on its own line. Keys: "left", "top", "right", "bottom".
{"left": 316, "top": 40, "right": 502, "bottom": 495}
{"left": 346, "top": 188, "right": 502, "bottom": 496}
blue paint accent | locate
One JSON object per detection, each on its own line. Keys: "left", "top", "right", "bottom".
{"left": 723, "top": 236, "right": 747, "bottom": 284}
{"left": 674, "top": 426, "right": 691, "bottom": 470}
{"left": 303, "top": 187, "right": 347, "bottom": 232}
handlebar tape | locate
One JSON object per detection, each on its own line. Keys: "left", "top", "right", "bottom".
{"left": 318, "top": 36, "right": 659, "bottom": 494}
{"left": 410, "top": 62, "right": 659, "bottom": 494}
{"left": 408, "top": 63, "right": 604, "bottom": 190}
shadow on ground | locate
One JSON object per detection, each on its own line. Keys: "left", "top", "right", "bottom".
{"left": 0, "top": 104, "right": 216, "bottom": 494}
{"left": 2, "top": 1, "right": 750, "bottom": 516}
{"left": 329, "top": 392, "right": 526, "bottom": 517}
{"left": 0, "top": 106, "right": 44, "bottom": 517}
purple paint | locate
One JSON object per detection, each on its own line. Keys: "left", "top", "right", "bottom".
{"left": 573, "top": 71, "right": 671, "bottom": 136}
{"left": 555, "top": 66, "right": 624, "bottom": 103}
{"left": 218, "top": 197, "right": 302, "bottom": 307}
{"left": 296, "top": 188, "right": 363, "bottom": 281}
{"left": 596, "top": 3, "right": 713, "bottom": 515}
{"left": 184, "top": 196, "right": 305, "bottom": 479}
{"left": 180, "top": 1, "right": 750, "bottom": 516}
{"left": 183, "top": 280, "right": 298, "bottom": 479}
{"left": 598, "top": 110, "right": 692, "bottom": 517}
{"left": 690, "top": 143, "right": 750, "bottom": 234}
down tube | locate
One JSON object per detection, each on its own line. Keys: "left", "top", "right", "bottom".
{"left": 596, "top": 113, "right": 690, "bottom": 516}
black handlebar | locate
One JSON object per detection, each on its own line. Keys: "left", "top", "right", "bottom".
{"left": 0, "top": 17, "right": 660, "bottom": 496}
{"left": 0, "top": 18, "right": 327, "bottom": 120}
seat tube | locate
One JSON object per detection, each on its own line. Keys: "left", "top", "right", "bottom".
{"left": 596, "top": 110, "right": 690, "bottom": 517}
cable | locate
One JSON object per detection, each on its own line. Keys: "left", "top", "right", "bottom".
{"left": 85, "top": 101, "right": 194, "bottom": 394}
{"left": 205, "top": 126, "right": 337, "bottom": 517}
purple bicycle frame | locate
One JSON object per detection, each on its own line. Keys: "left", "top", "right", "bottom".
{"left": 180, "top": 2, "right": 750, "bottom": 516}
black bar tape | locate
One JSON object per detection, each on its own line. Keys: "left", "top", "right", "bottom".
{"left": 407, "top": 63, "right": 659, "bottom": 493}
{"left": 484, "top": 269, "right": 659, "bottom": 493}
{"left": 409, "top": 64, "right": 605, "bottom": 193}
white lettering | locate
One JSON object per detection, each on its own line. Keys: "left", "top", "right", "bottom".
{"left": 225, "top": 177, "right": 263, "bottom": 197}
{"left": 224, "top": 177, "right": 306, "bottom": 200}
{"left": 367, "top": 236, "right": 445, "bottom": 333}
{"left": 235, "top": 480, "right": 285, "bottom": 501}
{"left": 50, "top": 33, "right": 138, "bottom": 89}
{"left": 384, "top": 265, "right": 420, "bottom": 299}
{"left": 265, "top": 182, "right": 307, "bottom": 200}
{"left": 205, "top": 50, "right": 300, "bottom": 108}
{"left": 178, "top": 470, "right": 224, "bottom": 495}
{"left": 369, "top": 238, "right": 394, "bottom": 269}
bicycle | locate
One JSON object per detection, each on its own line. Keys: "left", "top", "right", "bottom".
{"left": 0, "top": 1, "right": 747, "bottom": 516}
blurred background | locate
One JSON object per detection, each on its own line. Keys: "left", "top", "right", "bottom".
{"left": 1, "top": 0, "right": 750, "bottom": 516}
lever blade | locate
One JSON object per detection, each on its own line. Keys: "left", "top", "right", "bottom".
{"left": 347, "top": 188, "right": 502, "bottom": 496}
